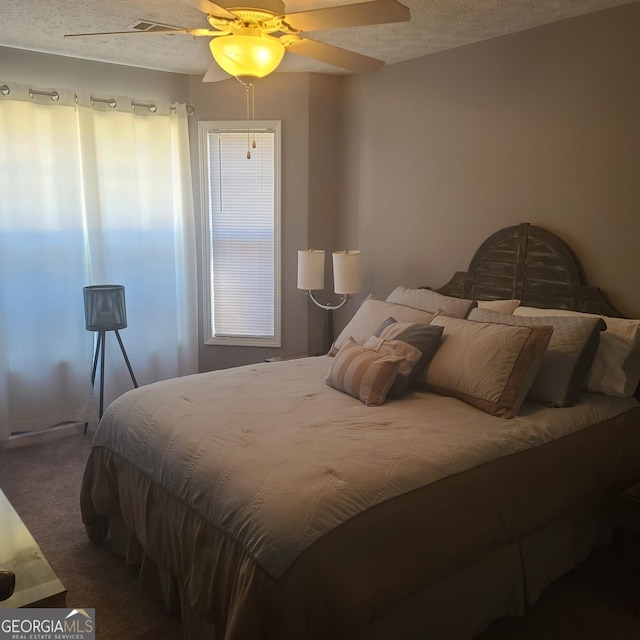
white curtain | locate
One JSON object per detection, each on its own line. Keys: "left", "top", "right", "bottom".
{"left": 0, "top": 84, "right": 198, "bottom": 441}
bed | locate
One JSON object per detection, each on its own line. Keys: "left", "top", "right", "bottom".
{"left": 80, "top": 223, "right": 640, "bottom": 639}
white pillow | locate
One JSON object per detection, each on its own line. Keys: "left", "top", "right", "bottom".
{"left": 513, "top": 306, "right": 640, "bottom": 397}
{"left": 330, "top": 295, "right": 434, "bottom": 355}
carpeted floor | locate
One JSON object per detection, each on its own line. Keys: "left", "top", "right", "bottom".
{"left": 1, "top": 432, "right": 640, "bottom": 639}
{"left": 0, "top": 433, "right": 183, "bottom": 640}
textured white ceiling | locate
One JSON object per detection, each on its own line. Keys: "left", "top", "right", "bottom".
{"left": 0, "top": 0, "right": 636, "bottom": 77}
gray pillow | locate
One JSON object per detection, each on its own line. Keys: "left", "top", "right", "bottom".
{"left": 468, "top": 308, "right": 606, "bottom": 407}
{"left": 365, "top": 321, "right": 444, "bottom": 398}
{"left": 386, "top": 286, "right": 474, "bottom": 318}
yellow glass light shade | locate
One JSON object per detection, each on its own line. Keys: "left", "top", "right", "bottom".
{"left": 210, "top": 34, "right": 286, "bottom": 80}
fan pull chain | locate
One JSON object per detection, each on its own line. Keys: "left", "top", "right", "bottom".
{"left": 251, "top": 87, "right": 257, "bottom": 150}
{"left": 245, "top": 83, "right": 257, "bottom": 159}
{"left": 245, "top": 84, "right": 251, "bottom": 159}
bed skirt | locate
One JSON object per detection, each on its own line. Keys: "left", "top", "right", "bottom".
{"left": 104, "top": 505, "right": 612, "bottom": 640}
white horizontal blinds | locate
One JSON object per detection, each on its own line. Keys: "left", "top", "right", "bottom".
{"left": 207, "top": 129, "right": 276, "bottom": 338}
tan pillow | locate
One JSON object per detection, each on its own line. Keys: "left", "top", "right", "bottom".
{"left": 422, "top": 316, "right": 553, "bottom": 418}
{"left": 326, "top": 338, "right": 402, "bottom": 406}
{"left": 386, "top": 286, "right": 473, "bottom": 318}
{"left": 330, "top": 295, "right": 434, "bottom": 355}
{"left": 477, "top": 299, "right": 521, "bottom": 314}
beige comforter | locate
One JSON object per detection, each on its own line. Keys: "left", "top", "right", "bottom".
{"left": 81, "top": 356, "right": 640, "bottom": 639}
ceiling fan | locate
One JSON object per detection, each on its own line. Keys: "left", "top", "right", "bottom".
{"left": 65, "top": 0, "right": 411, "bottom": 84}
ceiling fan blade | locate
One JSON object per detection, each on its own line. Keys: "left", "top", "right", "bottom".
{"left": 64, "top": 28, "right": 221, "bottom": 38}
{"left": 286, "top": 37, "right": 384, "bottom": 73}
{"left": 202, "top": 61, "right": 232, "bottom": 83}
{"left": 282, "top": 0, "right": 410, "bottom": 33}
{"left": 182, "top": 0, "right": 237, "bottom": 20}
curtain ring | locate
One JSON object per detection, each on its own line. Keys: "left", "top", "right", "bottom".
{"left": 28, "top": 89, "right": 59, "bottom": 102}
{"left": 90, "top": 96, "right": 117, "bottom": 108}
{"left": 131, "top": 101, "right": 157, "bottom": 113}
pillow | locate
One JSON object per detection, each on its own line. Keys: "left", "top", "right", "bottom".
{"left": 386, "top": 286, "right": 474, "bottom": 318}
{"left": 364, "top": 322, "right": 444, "bottom": 398}
{"left": 421, "top": 315, "right": 553, "bottom": 418}
{"left": 371, "top": 316, "right": 398, "bottom": 337}
{"left": 326, "top": 337, "right": 402, "bottom": 406}
{"left": 513, "top": 306, "right": 640, "bottom": 398}
{"left": 468, "top": 307, "right": 605, "bottom": 407}
{"left": 477, "top": 299, "right": 521, "bottom": 314}
{"left": 330, "top": 296, "right": 434, "bottom": 355}
{"left": 362, "top": 336, "right": 423, "bottom": 398}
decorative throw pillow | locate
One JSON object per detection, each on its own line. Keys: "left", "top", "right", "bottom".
{"left": 468, "top": 307, "right": 606, "bottom": 407}
{"left": 329, "top": 296, "right": 434, "bottom": 355}
{"left": 326, "top": 338, "right": 402, "bottom": 406}
{"left": 364, "top": 322, "right": 444, "bottom": 398}
{"left": 513, "top": 306, "right": 640, "bottom": 398}
{"left": 422, "top": 316, "right": 553, "bottom": 418}
{"left": 386, "top": 286, "right": 474, "bottom": 318}
{"left": 371, "top": 316, "right": 398, "bottom": 337}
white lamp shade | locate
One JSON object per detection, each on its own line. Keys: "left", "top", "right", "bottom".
{"left": 332, "top": 250, "right": 361, "bottom": 295}
{"left": 297, "top": 250, "right": 325, "bottom": 291}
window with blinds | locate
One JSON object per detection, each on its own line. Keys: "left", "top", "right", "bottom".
{"left": 199, "top": 121, "right": 281, "bottom": 346}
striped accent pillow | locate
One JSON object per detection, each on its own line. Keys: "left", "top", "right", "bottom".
{"left": 326, "top": 337, "right": 403, "bottom": 406}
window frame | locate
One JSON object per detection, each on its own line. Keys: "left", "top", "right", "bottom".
{"left": 198, "top": 119, "right": 282, "bottom": 347}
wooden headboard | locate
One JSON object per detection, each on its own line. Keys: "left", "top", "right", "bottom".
{"left": 436, "top": 223, "right": 622, "bottom": 318}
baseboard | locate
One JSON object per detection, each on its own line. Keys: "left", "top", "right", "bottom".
{"left": 0, "top": 422, "right": 88, "bottom": 450}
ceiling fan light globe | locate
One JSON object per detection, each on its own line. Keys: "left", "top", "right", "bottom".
{"left": 210, "top": 34, "right": 285, "bottom": 79}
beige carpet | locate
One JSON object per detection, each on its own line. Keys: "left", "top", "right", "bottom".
{"left": 1, "top": 432, "right": 640, "bottom": 639}
{"left": 0, "top": 433, "right": 183, "bottom": 640}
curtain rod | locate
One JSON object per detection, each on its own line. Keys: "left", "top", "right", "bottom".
{"left": 0, "top": 83, "right": 194, "bottom": 115}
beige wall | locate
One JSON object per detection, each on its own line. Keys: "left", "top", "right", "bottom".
{"left": 189, "top": 73, "right": 343, "bottom": 370}
{"left": 306, "top": 74, "right": 344, "bottom": 355}
{"left": 339, "top": 3, "right": 640, "bottom": 321}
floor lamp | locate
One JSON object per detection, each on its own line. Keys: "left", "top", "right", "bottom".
{"left": 83, "top": 285, "right": 138, "bottom": 432}
{"left": 297, "top": 249, "right": 361, "bottom": 353}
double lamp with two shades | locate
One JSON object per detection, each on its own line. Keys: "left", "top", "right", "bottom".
{"left": 297, "top": 249, "right": 361, "bottom": 353}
